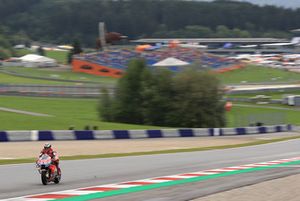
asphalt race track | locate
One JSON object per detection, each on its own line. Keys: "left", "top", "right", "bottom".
{"left": 1, "top": 138, "right": 300, "bottom": 200}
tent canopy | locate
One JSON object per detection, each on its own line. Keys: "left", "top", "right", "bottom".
{"left": 20, "top": 54, "right": 56, "bottom": 63}
{"left": 19, "top": 54, "right": 57, "bottom": 67}
{"left": 152, "top": 57, "right": 190, "bottom": 67}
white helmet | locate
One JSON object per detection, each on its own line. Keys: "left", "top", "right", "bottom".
{"left": 44, "top": 143, "right": 51, "bottom": 149}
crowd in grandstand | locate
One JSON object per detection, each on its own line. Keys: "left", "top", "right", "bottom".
{"left": 74, "top": 47, "right": 240, "bottom": 72}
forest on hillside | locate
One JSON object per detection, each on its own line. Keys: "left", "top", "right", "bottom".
{"left": 0, "top": 0, "right": 300, "bottom": 47}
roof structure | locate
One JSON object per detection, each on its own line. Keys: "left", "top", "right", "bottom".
{"left": 152, "top": 57, "right": 190, "bottom": 67}
{"left": 132, "top": 38, "right": 288, "bottom": 44}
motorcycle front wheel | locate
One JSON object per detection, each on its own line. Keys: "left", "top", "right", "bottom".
{"left": 41, "top": 171, "right": 48, "bottom": 185}
{"left": 54, "top": 175, "right": 60, "bottom": 184}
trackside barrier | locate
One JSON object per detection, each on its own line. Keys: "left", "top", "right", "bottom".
{"left": 294, "top": 126, "right": 300, "bottom": 132}
{"left": 220, "top": 125, "right": 292, "bottom": 136}
{"left": 0, "top": 125, "right": 294, "bottom": 142}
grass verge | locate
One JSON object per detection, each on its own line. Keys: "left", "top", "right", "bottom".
{"left": 0, "top": 96, "right": 162, "bottom": 130}
{"left": 1, "top": 66, "right": 117, "bottom": 85}
{"left": 1, "top": 135, "right": 300, "bottom": 165}
{"left": 226, "top": 101, "right": 300, "bottom": 126}
{"left": 0, "top": 71, "right": 73, "bottom": 85}
{"left": 217, "top": 64, "right": 300, "bottom": 84}
{"left": 1, "top": 96, "right": 299, "bottom": 130}
{"left": 45, "top": 50, "right": 68, "bottom": 64}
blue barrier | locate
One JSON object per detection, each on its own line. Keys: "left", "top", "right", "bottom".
{"left": 275, "top": 125, "right": 282, "bottom": 132}
{"left": 209, "top": 128, "right": 215, "bottom": 136}
{"left": 0, "top": 124, "right": 294, "bottom": 142}
{"left": 147, "top": 130, "right": 163, "bottom": 138}
{"left": 74, "top": 131, "right": 94, "bottom": 140}
{"left": 258, "top": 127, "right": 267, "bottom": 134}
{"left": 0, "top": 131, "right": 8, "bottom": 142}
{"left": 236, "top": 128, "right": 246, "bottom": 135}
{"left": 179, "top": 129, "right": 194, "bottom": 137}
{"left": 38, "top": 131, "right": 54, "bottom": 141}
{"left": 113, "top": 130, "right": 130, "bottom": 139}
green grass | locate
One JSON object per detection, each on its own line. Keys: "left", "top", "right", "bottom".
{"left": 0, "top": 96, "right": 161, "bottom": 130}
{"left": 14, "top": 49, "right": 34, "bottom": 57}
{"left": 45, "top": 50, "right": 68, "bottom": 64}
{"left": 0, "top": 96, "right": 299, "bottom": 130}
{"left": 1, "top": 64, "right": 300, "bottom": 129}
{"left": 0, "top": 71, "right": 75, "bottom": 85}
{"left": 226, "top": 102, "right": 300, "bottom": 126}
{"left": 1, "top": 66, "right": 117, "bottom": 85}
{"left": 217, "top": 65, "right": 300, "bottom": 84}
{"left": 1, "top": 135, "right": 300, "bottom": 165}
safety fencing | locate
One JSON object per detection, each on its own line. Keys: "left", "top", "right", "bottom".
{"left": 0, "top": 125, "right": 293, "bottom": 142}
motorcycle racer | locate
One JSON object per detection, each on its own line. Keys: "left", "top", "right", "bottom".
{"left": 39, "top": 143, "right": 61, "bottom": 175}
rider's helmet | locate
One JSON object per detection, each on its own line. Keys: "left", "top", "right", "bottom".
{"left": 44, "top": 143, "right": 51, "bottom": 149}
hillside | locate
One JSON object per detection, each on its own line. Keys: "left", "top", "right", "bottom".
{"left": 0, "top": 0, "right": 299, "bottom": 46}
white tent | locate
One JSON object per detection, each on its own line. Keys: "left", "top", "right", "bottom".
{"left": 20, "top": 54, "right": 57, "bottom": 67}
{"left": 152, "top": 57, "right": 190, "bottom": 67}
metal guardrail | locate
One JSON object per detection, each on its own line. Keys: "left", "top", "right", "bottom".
{"left": 0, "top": 84, "right": 114, "bottom": 98}
{"left": 0, "top": 69, "right": 113, "bottom": 85}
{"left": 226, "top": 97, "right": 282, "bottom": 104}
{"left": 228, "top": 87, "right": 300, "bottom": 94}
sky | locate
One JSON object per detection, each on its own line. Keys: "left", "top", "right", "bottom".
{"left": 238, "top": 0, "right": 300, "bottom": 8}
{"left": 198, "top": 0, "right": 300, "bottom": 9}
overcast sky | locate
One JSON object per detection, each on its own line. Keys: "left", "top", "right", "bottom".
{"left": 198, "top": 0, "right": 300, "bottom": 8}
{"left": 238, "top": 0, "right": 300, "bottom": 8}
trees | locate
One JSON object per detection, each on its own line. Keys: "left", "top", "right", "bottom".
{"left": 72, "top": 39, "right": 83, "bottom": 55}
{"left": 99, "top": 59, "right": 225, "bottom": 128}
{"left": 107, "top": 59, "right": 147, "bottom": 124}
{"left": 0, "top": 33, "right": 13, "bottom": 59}
{"left": 141, "top": 69, "right": 174, "bottom": 126}
{"left": 37, "top": 46, "right": 45, "bottom": 56}
{"left": 0, "top": 0, "right": 298, "bottom": 46}
{"left": 168, "top": 70, "right": 225, "bottom": 128}
{"left": 98, "top": 88, "right": 113, "bottom": 122}
{"left": 215, "top": 25, "right": 232, "bottom": 38}
{"left": 0, "top": 48, "right": 11, "bottom": 59}
{"left": 68, "top": 39, "right": 83, "bottom": 64}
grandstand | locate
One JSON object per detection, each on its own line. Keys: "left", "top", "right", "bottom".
{"left": 72, "top": 47, "right": 243, "bottom": 78}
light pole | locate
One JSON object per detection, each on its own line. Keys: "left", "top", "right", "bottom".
{"left": 99, "top": 22, "right": 106, "bottom": 51}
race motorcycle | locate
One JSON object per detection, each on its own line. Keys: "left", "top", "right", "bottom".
{"left": 36, "top": 154, "right": 61, "bottom": 185}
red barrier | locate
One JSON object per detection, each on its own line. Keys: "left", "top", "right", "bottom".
{"left": 72, "top": 59, "right": 123, "bottom": 78}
